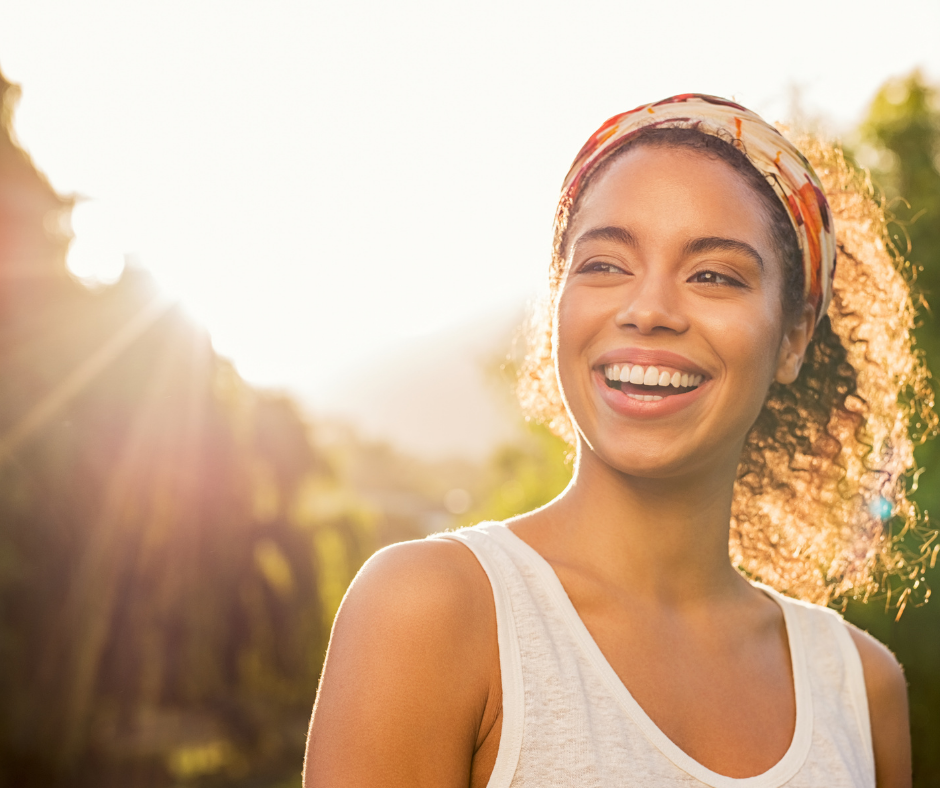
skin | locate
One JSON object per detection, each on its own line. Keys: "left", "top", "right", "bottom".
{"left": 303, "top": 147, "right": 911, "bottom": 788}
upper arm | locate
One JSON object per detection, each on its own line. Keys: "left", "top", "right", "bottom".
{"left": 303, "top": 538, "right": 498, "bottom": 788}
{"left": 847, "top": 624, "right": 911, "bottom": 788}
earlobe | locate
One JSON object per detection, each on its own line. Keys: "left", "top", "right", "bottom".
{"left": 775, "top": 344, "right": 803, "bottom": 384}
{"left": 775, "top": 306, "right": 816, "bottom": 385}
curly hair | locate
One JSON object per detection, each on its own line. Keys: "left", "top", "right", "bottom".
{"left": 517, "top": 126, "right": 937, "bottom": 606}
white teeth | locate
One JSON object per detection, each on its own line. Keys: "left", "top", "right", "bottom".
{"left": 627, "top": 393, "right": 664, "bottom": 402}
{"left": 604, "top": 363, "right": 705, "bottom": 389}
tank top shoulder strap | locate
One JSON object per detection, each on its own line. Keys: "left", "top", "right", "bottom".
{"left": 432, "top": 523, "right": 526, "bottom": 787}
{"left": 826, "top": 609, "right": 875, "bottom": 768}
{"left": 754, "top": 583, "right": 875, "bottom": 780}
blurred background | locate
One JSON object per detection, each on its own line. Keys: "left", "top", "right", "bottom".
{"left": 0, "top": 1, "right": 938, "bottom": 785}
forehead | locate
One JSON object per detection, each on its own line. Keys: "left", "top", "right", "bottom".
{"left": 567, "top": 146, "right": 774, "bottom": 250}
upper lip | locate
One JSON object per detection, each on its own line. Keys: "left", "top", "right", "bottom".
{"left": 593, "top": 348, "right": 710, "bottom": 378}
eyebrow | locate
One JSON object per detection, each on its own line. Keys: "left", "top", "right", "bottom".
{"left": 570, "top": 225, "right": 638, "bottom": 254}
{"left": 571, "top": 226, "right": 765, "bottom": 271}
{"left": 683, "top": 236, "right": 764, "bottom": 270}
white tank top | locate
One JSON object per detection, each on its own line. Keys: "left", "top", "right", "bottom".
{"left": 435, "top": 522, "right": 875, "bottom": 788}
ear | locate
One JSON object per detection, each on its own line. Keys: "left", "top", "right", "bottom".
{"left": 775, "top": 304, "right": 816, "bottom": 385}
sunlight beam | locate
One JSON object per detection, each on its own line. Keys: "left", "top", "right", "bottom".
{"left": 0, "top": 293, "right": 173, "bottom": 467}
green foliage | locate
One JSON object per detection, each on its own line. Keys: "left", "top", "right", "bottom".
{"left": 845, "top": 70, "right": 940, "bottom": 786}
{"left": 860, "top": 73, "right": 940, "bottom": 249}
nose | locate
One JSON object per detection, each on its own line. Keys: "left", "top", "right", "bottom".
{"left": 615, "top": 271, "right": 689, "bottom": 335}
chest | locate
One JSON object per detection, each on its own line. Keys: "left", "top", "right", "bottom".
{"left": 566, "top": 587, "right": 797, "bottom": 778}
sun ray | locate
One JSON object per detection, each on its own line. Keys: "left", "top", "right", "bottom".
{"left": 54, "top": 322, "right": 185, "bottom": 761}
{"left": 0, "top": 292, "right": 172, "bottom": 467}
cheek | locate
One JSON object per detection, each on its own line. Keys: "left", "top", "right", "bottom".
{"left": 711, "top": 311, "right": 784, "bottom": 406}
{"left": 552, "top": 297, "right": 579, "bottom": 387}
{"left": 552, "top": 290, "right": 601, "bottom": 402}
{"left": 554, "top": 286, "right": 607, "bottom": 357}
{"left": 554, "top": 289, "right": 582, "bottom": 354}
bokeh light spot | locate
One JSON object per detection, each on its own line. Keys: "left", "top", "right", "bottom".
{"left": 869, "top": 496, "right": 893, "bottom": 520}
{"left": 444, "top": 488, "right": 472, "bottom": 515}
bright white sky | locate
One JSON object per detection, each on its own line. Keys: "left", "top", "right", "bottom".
{"left": 1, "top": 0, "right": 939, "bottom": 408}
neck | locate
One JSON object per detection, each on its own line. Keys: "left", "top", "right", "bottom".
{"left": 535, "top": 441, "right": 746, "bottom": 606}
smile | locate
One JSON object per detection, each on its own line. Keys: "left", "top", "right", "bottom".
{"left": 602, "top": 363, "right": 705, "bottom": 402}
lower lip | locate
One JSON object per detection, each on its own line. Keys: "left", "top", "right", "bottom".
{"left": 594, "top": 369, "right": 708, "bottom": 418}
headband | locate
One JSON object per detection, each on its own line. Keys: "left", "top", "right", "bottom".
{"left": 559, "top": 94, "right": 836, "bottom": 324}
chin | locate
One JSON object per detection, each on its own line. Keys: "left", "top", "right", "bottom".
{"left": 577, "top": 430, "right": 743, "bottom": 484}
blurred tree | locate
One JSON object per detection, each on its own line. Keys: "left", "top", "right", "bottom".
{"left": 857, "top": 70, "right": 940, "bottom": 361}
{"left": 843, "top": 70, "right": 940, "bottom": 786}
{"left": 0, "top": 68, "right": 371, "bottom": 787}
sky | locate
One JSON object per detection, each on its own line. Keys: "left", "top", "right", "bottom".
{"left": 1, "top": 0, "right": 939, "bottom": 424}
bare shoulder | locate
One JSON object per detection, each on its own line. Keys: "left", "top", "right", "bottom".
{"left": 332, "top": 536, "right": 498, "bottom": 664}
{"left": 304, "top": 536, "right": 499, "bottom": 788}
{"left": 844, "top": 621, "right": 912, "bottom": 788}
{"left": 323, "top": 534, "right": 497, "bottom": 690}
{"left": 845, "top": 622, "right": 907, "bottom": 699}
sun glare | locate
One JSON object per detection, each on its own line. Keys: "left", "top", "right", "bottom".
{"left": 66, "top": 201, "right": 126, "bottom": 286}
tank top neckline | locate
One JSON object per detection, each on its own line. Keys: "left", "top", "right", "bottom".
{"left": 483, "top": 521, "right": 815, "bottom": 788}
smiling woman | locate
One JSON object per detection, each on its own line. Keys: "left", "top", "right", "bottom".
{"left": 522, "top": 111, "right": 930, "bottom": 607}
{"left": 303, "top": 95, "right": 930, "bottom": 788}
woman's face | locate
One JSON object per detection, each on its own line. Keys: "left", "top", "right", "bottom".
{"left": 555, "top": 146, "right": 812, "bottom": 480}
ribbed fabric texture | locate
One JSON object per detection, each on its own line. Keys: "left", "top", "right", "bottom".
{"left": 435, "top": 522, "right": 875, "bottom": 788}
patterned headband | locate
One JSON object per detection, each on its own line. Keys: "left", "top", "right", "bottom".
{"left": 559, "top": 94, "right": 836, "bottom": 324}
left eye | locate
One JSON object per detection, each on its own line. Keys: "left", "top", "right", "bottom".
{"left": 690, "top": 270, "right": 743, "bottom": 287}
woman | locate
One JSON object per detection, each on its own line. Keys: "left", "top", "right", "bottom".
{"left": 304, "top": 95, "right": 929, "bottom": 787}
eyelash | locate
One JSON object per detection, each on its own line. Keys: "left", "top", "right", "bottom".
{"left": 689, "top": 270, "right": 746, "bottom": 287}
{"left": 579, "top": 261, "right": 625, "bottom": 275}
